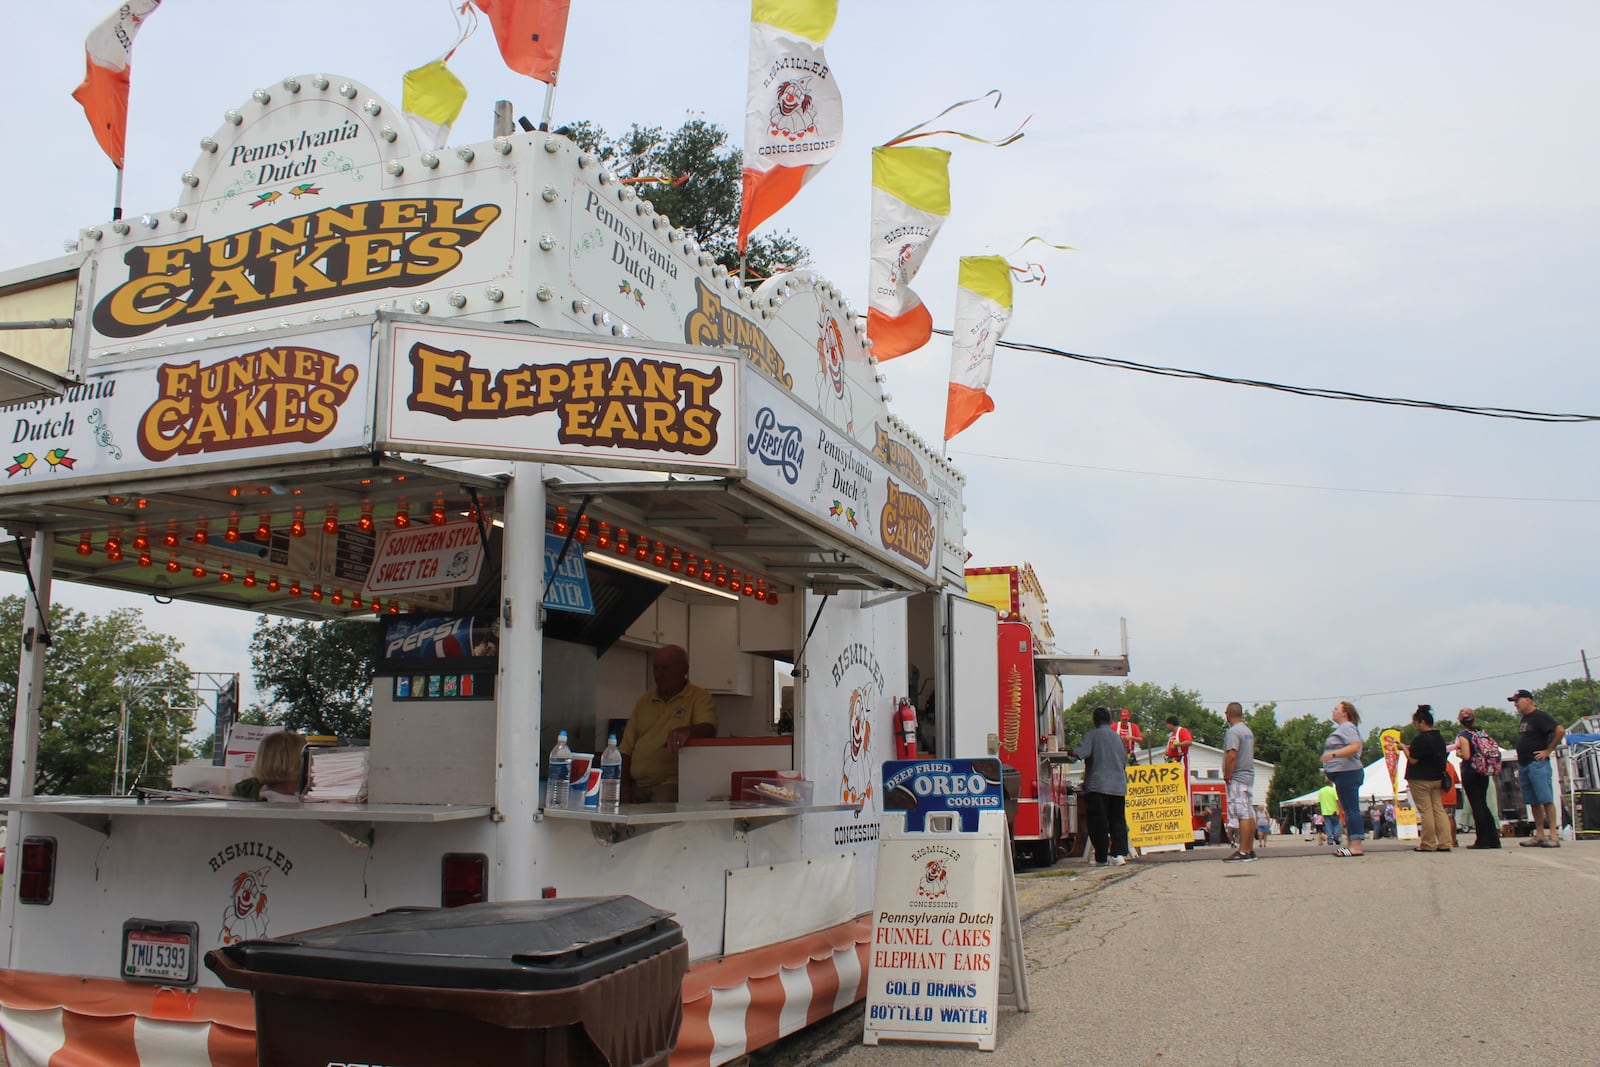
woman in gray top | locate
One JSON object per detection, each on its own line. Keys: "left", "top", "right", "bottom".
{"left": 1319, "top": 700, "right": 1366, "bottom": 856}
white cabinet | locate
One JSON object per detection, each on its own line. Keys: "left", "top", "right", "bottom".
{"left": 624, "top": 593, "right": 689, "bottom": 647}
{"left": 689, "top": 602, "right": 754, "bottom": 694}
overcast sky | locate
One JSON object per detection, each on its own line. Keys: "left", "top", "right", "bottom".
{"left": 2, "top": 2, "right": 1598, "bottom": 730}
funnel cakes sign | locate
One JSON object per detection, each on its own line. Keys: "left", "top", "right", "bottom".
{"left": 77, "top": 75, "right": 518, "bottom": 358}
{"left": 382, "top": 320, "right": 739, "bottom": 471}
{"left": 0, "top": 324, "right": 373, "bottom": 492}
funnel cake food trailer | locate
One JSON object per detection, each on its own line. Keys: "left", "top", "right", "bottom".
{"left": 0, "top": 76, "right": 1000, "bottom": 1065}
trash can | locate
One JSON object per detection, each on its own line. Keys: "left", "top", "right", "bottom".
{"left": 206, "top": 895, "right": 687, "bottom": 1067}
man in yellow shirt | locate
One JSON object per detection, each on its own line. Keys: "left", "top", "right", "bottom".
{"left": 620, "top": 644, "right": 717, "bottom": 803}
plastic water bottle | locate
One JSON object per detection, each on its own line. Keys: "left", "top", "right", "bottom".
{"left": 599, "top": 735, "right": 622, "bottom": 813}
{"left": 545, "top": 731, "right": 572, "bottom": 810}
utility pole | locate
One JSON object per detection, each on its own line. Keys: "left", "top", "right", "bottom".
{"left": 1581, "top": 650, "right": 1600, "bottom": 720}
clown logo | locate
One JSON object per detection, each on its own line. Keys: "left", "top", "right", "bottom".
{"left": 219, "top": 867, "right": 272, "bottom": 945}
{"left": 814, "top": 306, "right": 854, "bottom": 434}
{"left": 840, "top": 685, "right": 874, "bottom": 807}
{"left": 918, "top": 859, "right": 949, "bottom": 899}
{"left": 888, "top": 241, "right": 920, "bottom": 287}
{"left": 768, "top": 78, "right": 819, "bottom": 141}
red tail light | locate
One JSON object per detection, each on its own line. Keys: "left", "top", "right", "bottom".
{"left": 440, "top": 853, "right": 487, "bottom": 908}
{"left": 19, "top": 837, "right": 56, "bottom": 905}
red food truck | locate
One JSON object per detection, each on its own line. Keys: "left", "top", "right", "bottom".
{"left": 965, "top": 565, "right": 1129, "bottom": 867}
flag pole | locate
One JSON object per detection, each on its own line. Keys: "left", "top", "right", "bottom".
{"left": 538, "top": 84, "right": 556, "bottom": 132}
{"left": 112, "top": 167, "right": 124, "bottom": 222}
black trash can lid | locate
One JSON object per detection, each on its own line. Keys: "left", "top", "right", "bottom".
{"left": 214, "top": 895, "right": 682, "bottom": 991}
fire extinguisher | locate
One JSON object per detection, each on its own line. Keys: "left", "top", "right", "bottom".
{"left": 894, "top": 698, "right": 918, "bottom": 760}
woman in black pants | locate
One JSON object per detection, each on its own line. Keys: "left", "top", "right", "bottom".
{"left": 1454, "top": 708, "right": 1501, "bottom": 848}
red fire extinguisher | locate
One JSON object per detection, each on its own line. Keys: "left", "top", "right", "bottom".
{"left": 894, "top": 698, "right": 918, "bottom": 760}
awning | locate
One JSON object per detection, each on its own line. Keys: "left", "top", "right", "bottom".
{"left": 1034, "top": 653, "right": 1131, "bottom": 678}
{"left": 544, "top": 476, "right": 936, "bottom": 596}
{"left": 0, "top": 455, "right": 505, "bottom": 620}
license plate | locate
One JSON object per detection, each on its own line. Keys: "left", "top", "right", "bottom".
{"left": 122, "top": 922, "right": 197, "bottom": 985}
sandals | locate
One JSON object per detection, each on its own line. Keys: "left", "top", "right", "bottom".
{"left": 1332, "top": 847, "right": 1364, "bottom": 857}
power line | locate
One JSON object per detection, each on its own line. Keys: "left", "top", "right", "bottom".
{"left": 932, "top": 329, "right": 1600, "bottom": 423}
{"left": 1194, "top": 658, "right": 1583, "bottom": 709}
{"left": 947, "top": 450, "right": 1600, "bottom": 505}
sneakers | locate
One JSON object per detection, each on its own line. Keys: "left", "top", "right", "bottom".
{"left": 1091, "top": 859, "right": 1109, "bottom": 867}
{"left": 1223, "top": 850, "right": 1257, "bottom": 863}
{"left": 1108, "top": 855, "right": 1127, "bottom": 867}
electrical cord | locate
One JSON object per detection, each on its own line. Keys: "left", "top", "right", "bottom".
{"left": 931, "top": 329, "right": 1600, "bottom": 423}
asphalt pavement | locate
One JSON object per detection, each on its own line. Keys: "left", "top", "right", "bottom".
{"left": 750, "top": 833, "right": 1600, "bottom": 1067}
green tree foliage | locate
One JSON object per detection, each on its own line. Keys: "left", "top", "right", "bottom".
{"left": 564, "top": 116, "right": 810, "bottom": 280}
{"left": 0, "top": 596, "right": 195, "bottom": 795}
{"left": 248, "top": 617, "right": 376, "bottom": 738}
{"left": 1245, "top": 702, "right": 1282, "bottom": 763}
{"left": 1061, "top": 682, "right": 1222, "bottom": 756}
{"left": 1531, "top": 678, "right": 1600, "bottom": 726}
{"left": 1266, "top": 747, "right": 1324, "bottom": 813}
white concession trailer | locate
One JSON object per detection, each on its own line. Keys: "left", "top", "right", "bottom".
{"left": 0, "top": 74, "right": 998, "bottom": 1066}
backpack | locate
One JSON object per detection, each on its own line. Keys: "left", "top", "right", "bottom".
{"left": 1467, "top": 729, "right": 1503, "bottom": 776}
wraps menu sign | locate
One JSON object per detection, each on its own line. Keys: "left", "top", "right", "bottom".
{"left": 382, "top": 321, "right": 739, "bottom": 471}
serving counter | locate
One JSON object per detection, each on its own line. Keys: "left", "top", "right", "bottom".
{"left": 540, "top": 799, "right": 858, "bottom": 845}
{"left": 1, "top": 795, "right": 492, "bottom": 846}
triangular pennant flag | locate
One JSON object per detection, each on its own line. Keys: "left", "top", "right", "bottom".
{"left": 474, "top": 0, "right": 572, "bottom": 85}
{"left": 71, "top": 0, "right": 161, "bottom": 169}
{"left": 402, "top": 60, "right": 468, "bottom": 150}
{"left": 944, "top": 256, "right": 1014, "bottom": 440}
{"left": 866, "top": 145, "right": 950, "bottom": 360}
{"left": 738, "top": 0, "right": 843, "bottom": 252}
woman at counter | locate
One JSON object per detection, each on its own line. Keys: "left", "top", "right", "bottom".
{"left": 233, "top": 731, "right": 308, "bottom": 802}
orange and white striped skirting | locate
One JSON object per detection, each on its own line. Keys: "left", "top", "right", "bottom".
{"left": 0, "top": 915, "right": 871, "bottom": 1067}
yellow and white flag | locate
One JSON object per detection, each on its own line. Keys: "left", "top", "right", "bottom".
{"left": 402, "top": 59, "right": 468, "bottom": 150}
{"left": 738, "top": 0, "right": 843, "bottom": 252}
{"left": 944, "top": 256, "right": 1013, "bottom": 440}
{"left": 866, "top": 145, "right": 950, "bottom": 360}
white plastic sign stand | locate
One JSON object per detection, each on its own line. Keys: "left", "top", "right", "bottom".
{"left": 864, "top": 758, "right": 1028, "bottom": 1051}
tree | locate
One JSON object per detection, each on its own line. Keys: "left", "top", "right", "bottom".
{"left": 564, "top": 116, "right": 810, "bottom": 280}
{"left": 1266, "top": 747, "right": 1323, "bottom": 814}
{"left": 1245, "top": 702, "right": 1282, "bottom": 763}
{"left": 1532, "top": 677, "right": 1600, "bottom": 726}
{"left": 1061, "top": 682, "right": 1221, "bottom": 756}
{"left": 0, "top": 596, "right": 196, "bottom": 795}
{"left": 248, "top": 618, "right": 377, "bottom": 738}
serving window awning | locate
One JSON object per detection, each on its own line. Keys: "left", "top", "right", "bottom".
{"left": 544, "top": 475, "right": 936, "bottom": 596}
{"left": 0, "top": 454, "right": 505, "bottom": 620}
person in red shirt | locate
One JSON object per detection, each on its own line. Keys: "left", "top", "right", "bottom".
{"left": 1164, "top": 714, "right": 1192, "bottom": 777}
{"left": 1113, "top": 709, "right": 1143, "bottom": 759}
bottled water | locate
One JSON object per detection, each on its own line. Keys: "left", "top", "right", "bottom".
{"left": 545, "top": 731, "right": 572, "bottom": 809}
{"left": 599, "top": 735, "right": 622, "bottom": 813}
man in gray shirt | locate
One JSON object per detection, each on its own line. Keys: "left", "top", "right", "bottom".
{"left": 1223, "top": 701, "right": 1257, "bottom": 863}
{"left": 1079, "top": 706, "right": 1130, "bottom": 866}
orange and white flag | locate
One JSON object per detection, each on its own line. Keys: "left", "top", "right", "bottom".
{"left": 866, "top": 145, "right": 950, "bottom": 360}
{"left": 474, "top": 0, "right": 572, "bottom": 84}
{"left": 71, "top": 0, "right": 161, "bottom": 169}
{"left": 738, "top": 0, "right": 842, "bottom": 253}
{"left": 944, "top": 256, "right": 1012, "bottom": 441}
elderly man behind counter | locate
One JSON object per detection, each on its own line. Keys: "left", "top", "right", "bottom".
{"left": 620, "top": 644, "right": 718, "bottom": 804}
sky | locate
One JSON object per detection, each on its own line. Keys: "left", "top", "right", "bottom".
{"left": 2, "top": 1, "right": 1598, "bottom": 732}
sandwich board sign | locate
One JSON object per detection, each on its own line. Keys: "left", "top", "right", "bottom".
{"left": 864, "top": 758, "right": 1028, "bottom": 1051}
